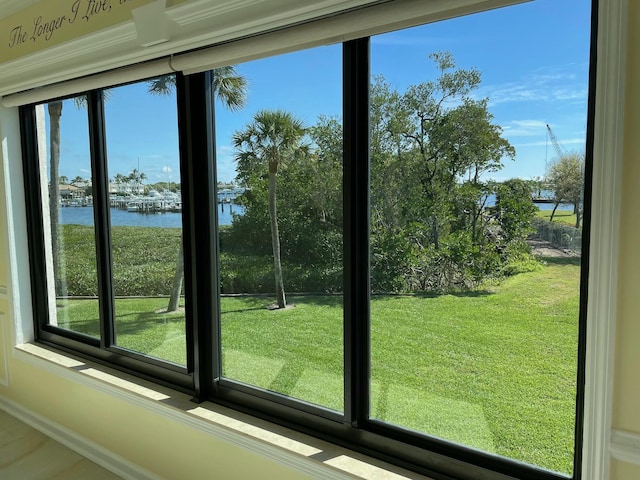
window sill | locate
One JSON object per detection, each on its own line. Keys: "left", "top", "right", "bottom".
{"left": 10, "top": 343, "right": 432, "bottom": 480}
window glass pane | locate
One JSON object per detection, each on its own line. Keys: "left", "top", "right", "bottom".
{"left": 369, "top": 1, "right": 590, "bottom": 474}
{"left": 217, "top": 46, "right": 344, "bottom": 412}
{"left": 40, "top": 97, "right": 100, "bottom": 337}
{"left": 103, "top": 76, "right": 186, "bottom": 366}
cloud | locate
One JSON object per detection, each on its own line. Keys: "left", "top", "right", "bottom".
{"left": 477, "top": 65, "right": 589, "bottom": 107}
{"left": 502, "top": 120, "right": 548, "bottom": 137}
{"left": 512, "top": 137, "right": 586, "bottom": 149}
{"left": 162, "top": 165, "right": 173, "bottom": 174}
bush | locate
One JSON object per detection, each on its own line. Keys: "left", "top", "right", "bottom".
{"left": 501, "top": 240, "right": 542, "bottom": 276}
{"left": 220, "top": 252, "right": 342, "bottom": 294}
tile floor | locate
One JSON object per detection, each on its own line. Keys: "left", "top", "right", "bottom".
{"left": 0, "top": 408, "right": 122, "bottom": 480}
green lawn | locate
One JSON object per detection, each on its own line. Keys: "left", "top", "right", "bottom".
{"left": 57, "top": 256, "right": 580, "bottom": 474}
{"left": 536, "top": 208, "right": 577, "bottom": 226}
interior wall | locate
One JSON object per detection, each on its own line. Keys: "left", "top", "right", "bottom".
{"left": 611, "top": 460, "right": 640, "bottom": 480}
{"left": 610, "top": 0, "right": 640, "bottom": 476}
{"left": 0, "top": 359, "right": 314, "bottom": 480}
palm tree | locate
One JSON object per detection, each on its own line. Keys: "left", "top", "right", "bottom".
{"left": 147, "top": 66, "right": 248, "bottom": 110}
{"left": 48, "top": 101, "right": 63, "bottom": 294}
{"left": 147, "top": 67, "right": 248, "bottom": 312}
{"left": 47, "top": 95, "right": 102, "bottom": 295}
{"left": 233, "top": 110, "right": 308, "bottom": 309}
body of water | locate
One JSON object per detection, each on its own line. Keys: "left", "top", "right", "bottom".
{"left": 484, "top": 193, "right": 574, "bottom": 211}
{"left": 60, "top": 197, "right": 571, "bottom": 228}
{"left": 60, "top": 203, "right": 244, "bottom": 228}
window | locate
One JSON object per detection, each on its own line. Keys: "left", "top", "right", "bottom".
{"left": 19, "top": 1, "right": 594, "bottom": 479}
{"left": 215, "top": 47, "right": 345, "bottom": 412}
{"left": 23, "top": 85, "right": 191, "bottom": 389}
{"left": 38, "top": 96, "right": 100, "bottom": 339}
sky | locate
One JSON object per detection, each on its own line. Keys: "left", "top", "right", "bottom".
{"left": 50, "top": 0, "right": 592, "bottom": 186}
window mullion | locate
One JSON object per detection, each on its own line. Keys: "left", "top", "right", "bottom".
{"left": 176, "top": 72, "right": 217, "bottom": 400}
{"left": 343, "top": 37, "right": 371, "bottom": 427}
{"left": 20, "top": 105, "right": 50, "bottom": 337}
{"left": 87, "top": 90, "right": 116, "bottom": 349}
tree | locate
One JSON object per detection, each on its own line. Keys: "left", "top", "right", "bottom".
{"left": 224, "top": 52, "right": 522, "bottom": 294}
{"left": 546, "top": 152, "right": 585, "bottom": 228}
{"left": 369, "top": 53, "right": 514, "bottom": 253}
{"left": 366, "top": 53, "right": 515, "bottom": 291}
{"left": 47, "top": 95, "right": 101, "bottom": 295}
{"left": 233, "top": 110, "right": 309, "bottom": 309}
{"left": 48, "top": 101, "right": 63, "bottom": 294}
{"left": 114, "top": 173, "right": 125, "bottom": 184}
{"left": 495, "top": 178, "right": 537, "bottom": 243}
{"left": 147, "top": 67, "right": 248, "bottom": 311}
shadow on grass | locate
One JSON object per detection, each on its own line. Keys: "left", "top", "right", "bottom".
{"left": 221, "top": 294, "right": 345, "bottom": 310}
{"left": 56, "top": 299, "right": 184, "bottom": 342}
{"left": 372, "top": 290, "right": 493, "bottom": 300}
{"left": 540, "top": 256, "right": 582, "bottom": 267}
{"left": 114, "top": 310, "right": 184, "bottom": 335}
{"left": 220, "top": 291, "right": 495, "bottom": 310}
{"left": 221, "top": 306, "right": 270, "bottom": 315}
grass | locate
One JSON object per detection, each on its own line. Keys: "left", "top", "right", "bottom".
{"left": 536, "top": 208, "right": 577, "bottom": 226}
{"left": 57, "top": 256, "right": 580, "bottom": 475}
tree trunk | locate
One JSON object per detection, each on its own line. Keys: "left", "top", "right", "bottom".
{"left": 573, "top": 200, "right": 582, "bottom": 229}
{"left": 431, "top": 214, "right": 440, "bottom": 250}
{"left": 268, "top": 171, "right": 286, "bottom": 309}
{"left": 550, "top": 201, "right": 560, "bottom": 222}
{"left": 167, "top": 240, "right": 184, "bottom": 312}
{"left": 48, "top": 101, "right": 63, "bottom": 295}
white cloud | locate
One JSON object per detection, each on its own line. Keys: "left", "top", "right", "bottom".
{"left": 477, "top": 65, "right": 589, "bottom": 107}
{"left": 512, "top": 137, "right": 586, "bottom": 149}
{"left": 502, "top": 120, "right": 548, "bottom": 137}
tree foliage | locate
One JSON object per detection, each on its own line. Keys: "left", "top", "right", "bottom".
{"left": 545, "top": 152, "right": 585, "bottom": 228}
{"left": 224, "top": 52, "right": 537, "bottom": 294}
{"left": 233, "top": 110, "right": 309, "bottom": 308}
{"left": 146, "top": 67, "right": 248, "bottom": 311}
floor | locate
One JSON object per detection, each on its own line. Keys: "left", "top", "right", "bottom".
{"left": 0, "top": 409, "right": 122, "bottom": 480}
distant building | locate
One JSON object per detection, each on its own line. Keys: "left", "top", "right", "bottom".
{"left": 110, "top": 181, "right": 145, "bottom": 195}
{"left": 58, "top": 184, "right": 84, "bottom": 200}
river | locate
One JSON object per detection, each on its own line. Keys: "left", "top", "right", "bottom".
{"left": 59, "top": 203, "right": 244, "bottom": 228}
{"left": 60, "top": 198, "right": 570, "bottom": 228}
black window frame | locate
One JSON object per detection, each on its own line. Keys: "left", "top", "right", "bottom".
{"left": 19, "top": 9, "right": 597, "bottom": 479}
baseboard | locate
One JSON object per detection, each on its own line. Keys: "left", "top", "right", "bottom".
{"left": 611, "top": 429, "right": 640, "bottom": 466}
{"left": 0, "top": 395, "right": 164, "bottom": 480}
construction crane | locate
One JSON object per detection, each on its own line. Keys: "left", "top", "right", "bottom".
{"left": 546, "top": 123, "right": 566, "bottom": 158}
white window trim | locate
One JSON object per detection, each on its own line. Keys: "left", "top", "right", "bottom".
{"left": 581, "top": 0, "right": 627, "bottom": 479}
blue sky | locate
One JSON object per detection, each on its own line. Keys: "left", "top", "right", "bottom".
{"left": 52, "top": 0, "right": 592, "bottom": 185}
